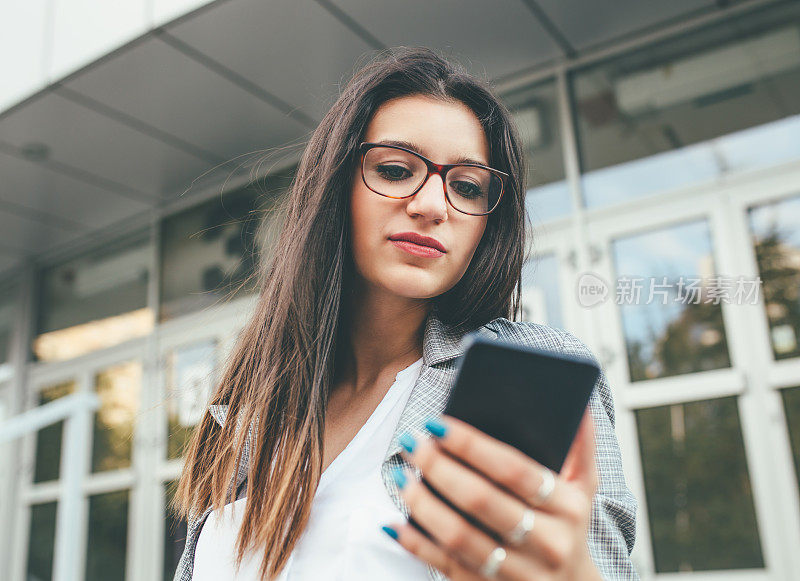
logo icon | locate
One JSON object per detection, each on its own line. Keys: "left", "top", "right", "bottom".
{"left": 577, "top": 272, "right": 609, "bottom": 308}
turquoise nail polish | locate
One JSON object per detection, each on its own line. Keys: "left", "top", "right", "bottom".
{"left": 381, "top": 525, "right": 399, "bottom": 540}
{"left": 391, "top": 467, "right": 407, "bottom": 489}
{"left": 425, "top": 417, "right": 447, "bottom": 438}
{"left": 399, "top": 432, "right": 416, "bottom": 453}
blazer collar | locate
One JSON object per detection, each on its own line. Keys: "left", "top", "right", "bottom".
{"left": 422, "top": 305, "right": 497, "bottom": 367}
{"left": 208, "top": 307, "right": 499, "bottom": 463}
{"left": 384, "top": 307, "right": 497, "bottom": 460}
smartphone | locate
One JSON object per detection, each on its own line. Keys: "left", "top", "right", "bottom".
{"left": 407, "top": 333, "right": 601, "bottom": 539}
{"left": 443, "top": 332, "right": 601, "bottom": 473}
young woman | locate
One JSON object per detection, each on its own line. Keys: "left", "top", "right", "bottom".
{"left": 173, "top": 47, "right": 638, "bottom": 581}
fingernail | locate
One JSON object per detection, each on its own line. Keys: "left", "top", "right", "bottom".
{"left": 381, "top": 525, "right": 399, "bottom": 540}
{"left": 399, "top": 432, "right": 416, "bottom": 453}
{"left": 424, "top": 417, "right": 447, "bottom": 438}
{"left": 391, "top": 467, "right": 407, "bottom": 489}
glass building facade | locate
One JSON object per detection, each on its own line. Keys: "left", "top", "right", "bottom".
{"left": 3, "top": 2, "right": 800, "bottom": 580}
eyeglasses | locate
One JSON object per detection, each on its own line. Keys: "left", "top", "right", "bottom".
{"left": 358, "top": 142, "right": 508, "bottom": 216}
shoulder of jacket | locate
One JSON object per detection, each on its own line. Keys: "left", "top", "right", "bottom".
{"left": 485, "top": 318, "right": 599, "bottom": 364}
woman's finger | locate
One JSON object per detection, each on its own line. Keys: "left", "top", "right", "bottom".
{"left": 394, "top": 466, "right": 549, "bottom": 581}
{"left": 399, "top": 433, "right": 574, "bottom": 567}
{"left": 422, "top": 415, "right": 590, "bottom": 522}
{"left": 382, "top": 521, "right": 485, "bottom": 581}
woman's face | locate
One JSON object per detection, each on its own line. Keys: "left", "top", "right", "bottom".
{"left": 350, "top": 94, "right": 490, "bottom": 302}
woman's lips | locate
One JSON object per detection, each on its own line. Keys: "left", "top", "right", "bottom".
{"left": 390, "top": 239, "right": 445, "bottom": 258}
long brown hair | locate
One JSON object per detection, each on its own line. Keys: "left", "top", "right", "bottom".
{"left": 175, "top": 45, "right": 530, "bottom": 579}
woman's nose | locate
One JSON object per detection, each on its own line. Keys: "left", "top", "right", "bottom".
{"left": 406, "top": 172, "right": 449, "bottom": 220}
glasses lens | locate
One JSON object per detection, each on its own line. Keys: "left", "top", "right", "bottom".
{"left": 446, "top": 166, "right": 503, "bottom": 215}
{"left": 362, "top": 146, "right": 503, "bottom": 215}
{"left": 363, "top": 146, "right": 427, "bottom": 198}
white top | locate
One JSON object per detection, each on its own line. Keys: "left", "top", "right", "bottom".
{"left": 193, "top": 356, "right": 429, "bottom": 580}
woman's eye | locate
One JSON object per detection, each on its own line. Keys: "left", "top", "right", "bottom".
{"left": 376, "top": 164, "right": 411, "bottom": 181}
{"left": 451, "top": 180, "right": 484, "bottom": 198}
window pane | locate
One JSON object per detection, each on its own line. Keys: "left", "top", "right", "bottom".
{"left": 612, "top": 220, "right": 731, "bottom": 382}
{"left": 163, "top": 481, "right": 187, "bottom": 581}
{"left": 165, "top": 339, "right": 217, "bottom": 460}
{"left": 504, "top": 80, "right": 570, "bottom": 224}
{"left": 33, "top": 380, "right": 76, "bottom": 483}
{"left": 748, "top": 193, "right": 800, "bottom": 360}
{"left": 86, "top": 490, "right": 129, "bottom": 581}
{"left": 573, "top": 3, "right": 800, "bottom": 208}
{"left": 782, "top": 386, "right": 800, "bottom": 504}
{"left": 159, "top": 169, "right": 293, "bottom": 322}
{"left": 520, "top": 253, "right": 564, "bottom": 330}
{"left": 636, "top": 397, "right": 763, "bottom": 572}
{"left": 92, "top": 361, "right": 141, "bottom": 473}
{"left": 33, "top": 230, "right": 153, "bottom": 363}
{"left": 525, "top": 181, "right": 572, "bottom": 226}
{"left": 26, "top": 501, "right": 57, "bottom": 581}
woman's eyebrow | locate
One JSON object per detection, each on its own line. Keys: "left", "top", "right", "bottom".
{"left": 376, "top": 138, "right": 489, "bottom": 166}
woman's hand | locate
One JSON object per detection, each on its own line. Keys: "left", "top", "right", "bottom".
{"left": 381, "top": 408, "right": 602, "bottom": 581}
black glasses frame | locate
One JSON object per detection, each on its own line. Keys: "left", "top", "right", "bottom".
{"left": 358, "top": 142, "right": 509, "bottom": 216}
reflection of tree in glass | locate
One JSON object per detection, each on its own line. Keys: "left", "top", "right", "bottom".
{"left": 92, "top": 362, "right": 141, "bottom": 473}
{"left": 781, "top": 387, "right": 800, "bottom": 505}
{"left": 637, "top": 397, "right": 763, "bottom": 573}
{"left": 86, "top": 490, "right": 129, "bottom": 581}
{"left": 34, "top": 380, "right": 76, "bottom": 482}
{"left": 163, "top": 481, "right": 188, "bottom": 581}
{"left": 653, "top": 289, "right": 730, "bottom": 380}
{"left": 753, "top": 227, "right": 800, "bottom": 360}
{"left": 627, "top": 339, "right": 648, "bottom": 382}
{"left": 167, "top": 417, "right": 193, "bottom": 461}
{"left": 623, "top": 305, "right": 664, "bottom": 381}
{"left": 625, "top": 278, "right": 730, "bottom": 382}
{"left": 26, "top": 501, "right": 57, "bottom": 580}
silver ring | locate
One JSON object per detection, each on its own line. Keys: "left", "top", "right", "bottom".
{"left": 479, "top": 546, "right": 507, "bottom": 578}
{"left": 506, "top": 508, "right": 535, "bottom": 546}
{"left": 533, "top": 468, "right": 555, "bottom": 506}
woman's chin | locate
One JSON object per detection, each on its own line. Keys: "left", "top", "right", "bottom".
{"left": 383, "top": 277, "right": 445, "bottom": 300}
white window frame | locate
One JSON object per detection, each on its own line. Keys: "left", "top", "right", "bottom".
{"left": 529, "top": 159, "right": 800, "bottom": 580}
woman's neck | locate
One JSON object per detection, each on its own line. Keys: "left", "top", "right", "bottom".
{"left": 334, "top": 287, "right": 428, "bottom": 396}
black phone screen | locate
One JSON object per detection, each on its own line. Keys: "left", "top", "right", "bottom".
{"left": 443, "top": 334, "right": 600, "bottom": 474}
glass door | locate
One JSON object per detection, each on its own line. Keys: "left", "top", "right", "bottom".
{"left": 572, "top": 165, "right": 800, "bottom": 579}
{"left": 14, "top": 369, "right": 81, "bottom": 581}
{"left": 15, "top": 339, "right": 147, "bottom": 581}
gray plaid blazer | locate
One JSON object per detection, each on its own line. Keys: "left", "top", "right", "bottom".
{"left": 173, "top": 309, "right": 639, "bottom": 580}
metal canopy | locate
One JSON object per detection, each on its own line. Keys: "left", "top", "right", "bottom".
{"left": 0, "top": 0, "right": 741, "bottom": 277}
